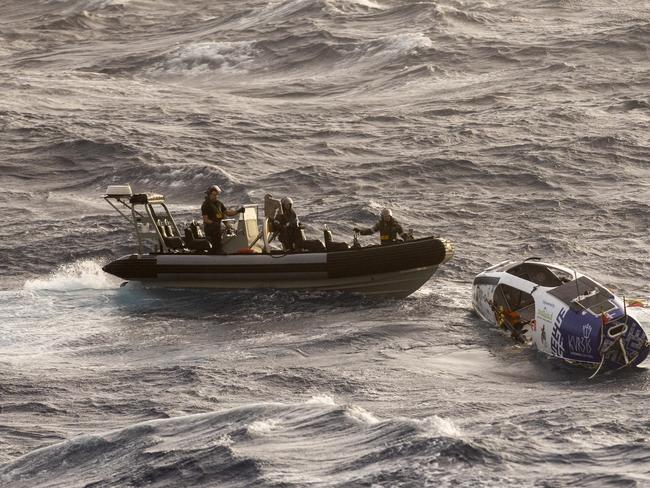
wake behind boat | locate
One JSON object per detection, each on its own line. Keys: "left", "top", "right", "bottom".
{"left": 102, "top": 185, "right": 454, "bottom": 298}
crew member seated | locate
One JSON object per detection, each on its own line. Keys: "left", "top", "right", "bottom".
{"left": 273, "top": 197, "right": 303, "bottom": 251}
{"left": 354, "top": 208, "right": 410, "bottom": 245}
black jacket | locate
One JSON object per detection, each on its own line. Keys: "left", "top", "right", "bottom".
{"left": 201, "top": 198, "right": 226, "bottom": 224}
{"left": 274, "top": 208, "right": 299, "bottom": 229}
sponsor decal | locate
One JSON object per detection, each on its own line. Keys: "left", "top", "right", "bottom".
{"left": 541, "top": 323, "right": 547, "bottom": 346}
{"left": 566, "top": 323, "right": 593, "bottom": 357}
{"left": 542, "top": 300, "right": 556, "bottom": 309}
{"left": 554, "top": 309, "right": 602, "bottom": 362}
{"left": 551, "top": 308, "right": 566, "bottom": 357}
{"left": 537, "top": 308, "right": 553, "bottom": 323}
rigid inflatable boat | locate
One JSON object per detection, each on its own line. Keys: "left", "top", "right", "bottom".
{"left": 102, "top": 185, "right": 454, "bottom": 298}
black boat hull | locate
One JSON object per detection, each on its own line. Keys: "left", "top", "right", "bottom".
{"left": 103, "top": 237, "right": 453, "bottom": 298}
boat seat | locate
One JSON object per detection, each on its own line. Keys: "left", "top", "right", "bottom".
{"left": 184, "top": 228, "right": 211, "bottom": 251}
{"left": 323, "top": 227, "right": 349, "bottom": 252}
{"left": 326, "top": 241, "right": 349, "bottom": 252}
{"left": 262, "top": 217, "right": 280, "bottom": 250}
{"left": 189, "top": 221, "right": 205, "bottom": 239}
{"left": 164, "top": 236, "right": 185, "bottom": 250}
{"left": 300, "top": 239, "right": 326, "bottom": 252}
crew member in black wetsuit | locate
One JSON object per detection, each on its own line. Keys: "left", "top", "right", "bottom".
{"left": 201, "top": 185, "right": 243, "bottom": 254}
{"left": 273, "top": 197, "right": 302, "bottom": 251}
{"left": 354, "top": 208, "right": 410, "bottom": 245}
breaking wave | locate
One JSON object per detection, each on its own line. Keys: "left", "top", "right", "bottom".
{"left": 0, "top": 398, "right": 481, "bottom": 488}
{"left": 149, "top": 41, "right": 259, "bottom": 76}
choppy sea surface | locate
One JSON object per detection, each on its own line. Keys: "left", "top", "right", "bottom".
{"left": 1, "top": 1, "right": 649, "bottom": 486}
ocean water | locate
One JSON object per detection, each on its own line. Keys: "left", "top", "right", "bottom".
{"left": 1, "top": 0, "right": 649, "bottom": 486}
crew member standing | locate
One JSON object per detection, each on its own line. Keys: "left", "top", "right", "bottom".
{"left": 201, "top": 185, "right": 243, "bottom": 254}
{"left": 354, "top": 208, "right": 410, "bottom": 245}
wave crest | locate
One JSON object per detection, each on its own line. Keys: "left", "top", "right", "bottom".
{"left": 1, "top": 400, "right": 489, "bottom": 487}
{"left": 150, "top": 41, "right": 258, "bottom": 76}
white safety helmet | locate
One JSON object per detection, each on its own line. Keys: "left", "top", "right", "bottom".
{"left": 380, "top": 208, "right": 392, "bottom": 219}
{"left": 281, "top": 196, "right": 293, "bottom": 208}
{"left": 207, "top": 184, "right": 221, "bottom": 195}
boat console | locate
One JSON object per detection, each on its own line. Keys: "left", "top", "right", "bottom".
{"left": 104, "top": 184, "right": 265, "bottom": 255}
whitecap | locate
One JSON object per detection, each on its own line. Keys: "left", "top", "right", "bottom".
{"left": 379, "top": 32, "right": 434, "bottom": 54}
{"left": 306, "top": 394, "right": 337, "bottom": 406}
{"left": 248, "top": 418, "right": 281, "bottom": 435}
{"left": 327, "top": 0, "right": 386, "bottom": 13}
{"left": 151, "top": 41, "right": 258, "bottom": 76}
{"left": 418, "top": 415, "right": 463, "bottom": 438}
{"left": 345, "top": 405, "right": 380, "bottom": 425}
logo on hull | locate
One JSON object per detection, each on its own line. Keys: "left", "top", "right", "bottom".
{"left": 551, "top": 308, "right": 566, "bottom": 357}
